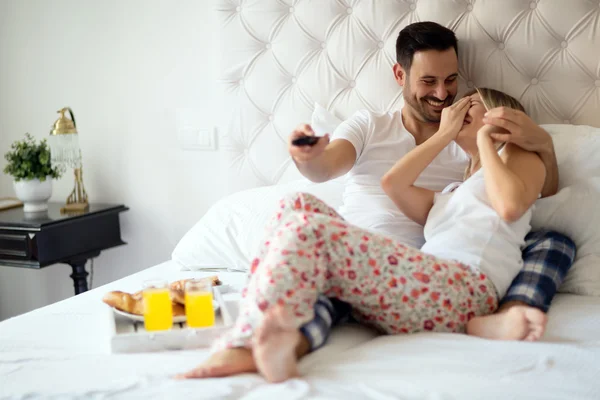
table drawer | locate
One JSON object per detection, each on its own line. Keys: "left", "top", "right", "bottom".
{"left": 0, "top": 232, "right": 31, "bottom": 259}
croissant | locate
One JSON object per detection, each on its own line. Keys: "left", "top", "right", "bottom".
{"left": 102, "top": 291, "right": 186, "bottom": 316}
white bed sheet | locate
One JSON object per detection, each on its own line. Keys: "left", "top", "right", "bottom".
{"left": 1, "top": 260, "right": 599, "bottom": 399}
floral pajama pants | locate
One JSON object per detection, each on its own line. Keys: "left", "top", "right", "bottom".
{"left": 214, "top": 192, "right": 498, "bottom": 350}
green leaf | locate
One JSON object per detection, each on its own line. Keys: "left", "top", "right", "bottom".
{"left": 3, "top": 133, "right": 63, "bottom": 181}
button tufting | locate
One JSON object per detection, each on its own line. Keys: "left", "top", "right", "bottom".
{"left": 531, "top": 78, "right": 539, "bottom": 85}
{"left": 467, "top": 81, "right": 474, "bottom": 88}
{"left": 498, "top": 42, "right": 505, "bottom": 50}
{"left": 595, "top": 80, "right": 600, "bottom": 87}
{"left": 564, "top": 120, "right": 571, "bottom": 124}
{"left": 349, "top": 80, "right": 356, "bottom": 88}
{"left": 410, "top": 4, "right": 416, "bottom": 11}
{"left": 378, "top": 41, "right": 384, "bottom": 49}
{"left": 238, "top": 79, "right": 244, "bottom": 86}
{"left": 235, "top": 6, "right": 241, "bottom": 12}
{"left": 347, "top": 7, "right": 353, "bottom": 14}
{"left": 561, "top": 41, "right": 568, "bottom": 49}
{"left": 321, "top": 42, "right": 326, "bottom": 49}
{"left": 268, "top": 115, "right": 274, "bottom": 121}
{"left": 467, "top": 4, "right": 473, "bottom": 11}
{"left": 289, "top": 7, "right": 294, "bottom": 13}
{"left": 291, "top": 77, "right": 297, "bottom": 84}
{"left": 265, "top": 43, "right": 271, "bottom": 50}
{"left": 530, "top": 1, "right": 536, "bottom": 9}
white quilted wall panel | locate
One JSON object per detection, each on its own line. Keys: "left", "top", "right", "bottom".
{"left": 216, "top": 0, "right": 600, "bottom": 191}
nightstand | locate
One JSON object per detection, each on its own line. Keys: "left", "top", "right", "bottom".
{"left": 0, "top": 203, "right": 128, "bottom": 295}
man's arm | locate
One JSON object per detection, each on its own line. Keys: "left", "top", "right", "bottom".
{"left": 289, "top": 124, "right": 356, "bottom": 183}
{"left": 536, "top": 141, "right": 559, "bottom": 198}
{"left": 482, "top": 107, "right": 559, "bottom": 197}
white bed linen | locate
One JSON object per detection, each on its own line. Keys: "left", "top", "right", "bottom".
{"left": 1, "top": 260, "right": 600, "bottom": 399}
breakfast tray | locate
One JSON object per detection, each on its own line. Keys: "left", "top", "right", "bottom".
{"left": 108, "top": 286, "right": 241, "bottom": 353}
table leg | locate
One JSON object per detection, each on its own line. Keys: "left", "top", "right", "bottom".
{"left": 69, "top": 259, "right": 89, "bottom": 295}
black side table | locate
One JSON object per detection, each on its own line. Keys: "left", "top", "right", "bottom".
{"left": 0, "top": 203, "right": 128, "bottom": 295}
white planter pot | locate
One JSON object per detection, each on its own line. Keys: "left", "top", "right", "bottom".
{"left": 13, "top": 177, "right": 53, "bottom": 212}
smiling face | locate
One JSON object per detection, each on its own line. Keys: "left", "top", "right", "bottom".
{"left": 457, "top": 92, "right": 487, "bottom": 140}
{"left": 395, "top": 48, "right": 459, "bottom": 123}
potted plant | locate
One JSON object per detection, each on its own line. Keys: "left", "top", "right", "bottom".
{"left": 3, "top": 133, "right": 62, "bottom": 212}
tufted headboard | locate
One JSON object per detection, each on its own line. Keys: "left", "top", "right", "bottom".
{"left": 215, "top": 0, "right": 600, "bottom": 192}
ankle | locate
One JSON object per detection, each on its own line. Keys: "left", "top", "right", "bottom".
{"left": 295, "top": 334, "right": 311, "bottom": 358}
{"left": 497, "top": 300, "right": 529, "bottom": 313}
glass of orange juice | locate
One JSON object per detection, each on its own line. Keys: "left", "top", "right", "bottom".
{"left": 142, "top": 279, "right": 173, "bottom": 331}
{"left": 185, "top": 279, "right": 215, "bottom": 328}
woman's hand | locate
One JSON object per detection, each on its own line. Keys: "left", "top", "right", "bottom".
{"left": 477, "top": 124, "right": 507, "bottom": 146}
{"left": 437, "top": 97, "right": 471, "bottom": 139}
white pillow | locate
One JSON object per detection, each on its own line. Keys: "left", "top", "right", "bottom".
{"left": 540, "top": 124, "right": 600, "bottom": 190}
{"left": 171, "top": 178, "right": 346, "bottom": 271}
{"left": 531, "top": 178, "right": 600, "bottom": 296}
{"left": 530, "top": 124, "right": 600, "bottom": 295}
{"left": 311, "top": 103, "right": 343, "bottom": 136}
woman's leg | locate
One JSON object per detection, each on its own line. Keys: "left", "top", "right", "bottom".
{"left": 244, "top": 213, "right": 500, "bottom": 383}
{"left": 183, "top": 192, "right": 498, "bottom": 381}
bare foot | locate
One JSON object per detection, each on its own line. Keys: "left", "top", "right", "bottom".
{"left": 252, "top": 306, "right": 301, "bottom": 383}
{"left": 467, "top": 305, "right": 547, "bottom": 341}
{"left": 174, "top": 348, "right": 257, "bottom": 379}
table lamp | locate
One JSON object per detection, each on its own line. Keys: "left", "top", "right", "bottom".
{"left": 49, "top": 107, "right": 89, "bottom": 213}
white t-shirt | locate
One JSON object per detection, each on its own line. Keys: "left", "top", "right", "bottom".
{"left": 420, "top": 168, "right": 534, "bottom": 298}
{"left": 331, "top": 109, "right": 469, "bottom": 248}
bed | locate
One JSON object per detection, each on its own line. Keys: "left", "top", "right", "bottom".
{"left": 3, "top": 0, "right": 600, "bottom": 398}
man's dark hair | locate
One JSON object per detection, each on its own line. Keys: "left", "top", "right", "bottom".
{"left": 395, "top": 21, "right": 458, "bottom": 72}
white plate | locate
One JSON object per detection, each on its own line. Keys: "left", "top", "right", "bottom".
{"left": 112, "top": 300, "right": 220, "bottom": 323}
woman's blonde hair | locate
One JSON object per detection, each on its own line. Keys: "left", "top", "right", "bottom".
{"left": 463, "top": 87, "right": 526, "bottom": 179}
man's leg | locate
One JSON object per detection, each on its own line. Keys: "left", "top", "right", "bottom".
{"left": 298, "top": 295, "right": 353, "bottom": 352}
{"left": 467, "top": 230, "right": 576, "bottom": 340}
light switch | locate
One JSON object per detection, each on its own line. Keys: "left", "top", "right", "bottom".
{"left": 175, "top": 108, "right": 218, "bottom": 151}
{"left": 178, "top": 126, "right": 217, "bottom": 151}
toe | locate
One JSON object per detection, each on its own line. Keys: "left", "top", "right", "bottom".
{"left": 178, "top": 368, "right": 207, "bottom": 379}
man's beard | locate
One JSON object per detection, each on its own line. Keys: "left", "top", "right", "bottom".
{"left": 403, "top": 81, "right": 454, "bottom": 123}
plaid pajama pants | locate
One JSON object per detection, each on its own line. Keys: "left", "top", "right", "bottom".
{"left": 300, "top": 229, "right": 576, "bottom": 350}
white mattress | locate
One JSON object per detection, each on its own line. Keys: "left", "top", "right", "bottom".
{"left": 1, "top": 260, "right": 599, "bottom": 399}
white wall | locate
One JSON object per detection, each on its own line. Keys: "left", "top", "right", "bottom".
{"left": 0, "top": 0, "right": 227, "bottom": 320}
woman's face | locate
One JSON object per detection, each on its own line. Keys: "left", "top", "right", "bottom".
{"left": 457, "top": 93, "right": 487, "bottom": 140}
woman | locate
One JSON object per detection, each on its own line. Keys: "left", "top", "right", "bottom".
{"left": 179, "top": 88, "right": 546, "bottom": 383}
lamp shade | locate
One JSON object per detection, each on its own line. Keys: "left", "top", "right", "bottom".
{"left": 49, "top": 107, "right": 81, "bottom": 168}
{"left": 49, "top": 134, "right": 82, "bottom": 168}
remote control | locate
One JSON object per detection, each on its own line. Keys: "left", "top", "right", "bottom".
{"left": 292, "top": 136, "right": 320, "bottom": 146}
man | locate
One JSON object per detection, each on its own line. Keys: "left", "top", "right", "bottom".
{"left": 181, "top": 21, "right": 575, "bottom": 379}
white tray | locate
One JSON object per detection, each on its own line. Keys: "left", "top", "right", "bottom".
{"left": 108, "top": 285, "right": 240, "bottom": 353}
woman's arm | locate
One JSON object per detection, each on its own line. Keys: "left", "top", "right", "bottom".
{"left": 482, "top": 107, "right": 558, "bottom": 197}
{"left": 381, "top": 97, "right": 471, "bottom": 225}
{"left": 381, "top": 134, "right": 450, "bottom": 225}
{"left": 477, "top": 126, "right": 546, "bottom": 222}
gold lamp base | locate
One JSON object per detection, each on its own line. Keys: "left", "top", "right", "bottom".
{"left": 60, "top": 167, "right": 89, "bottom": 215}
{"left": 61, "top": 202, "right": 89, "bottom": 213}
